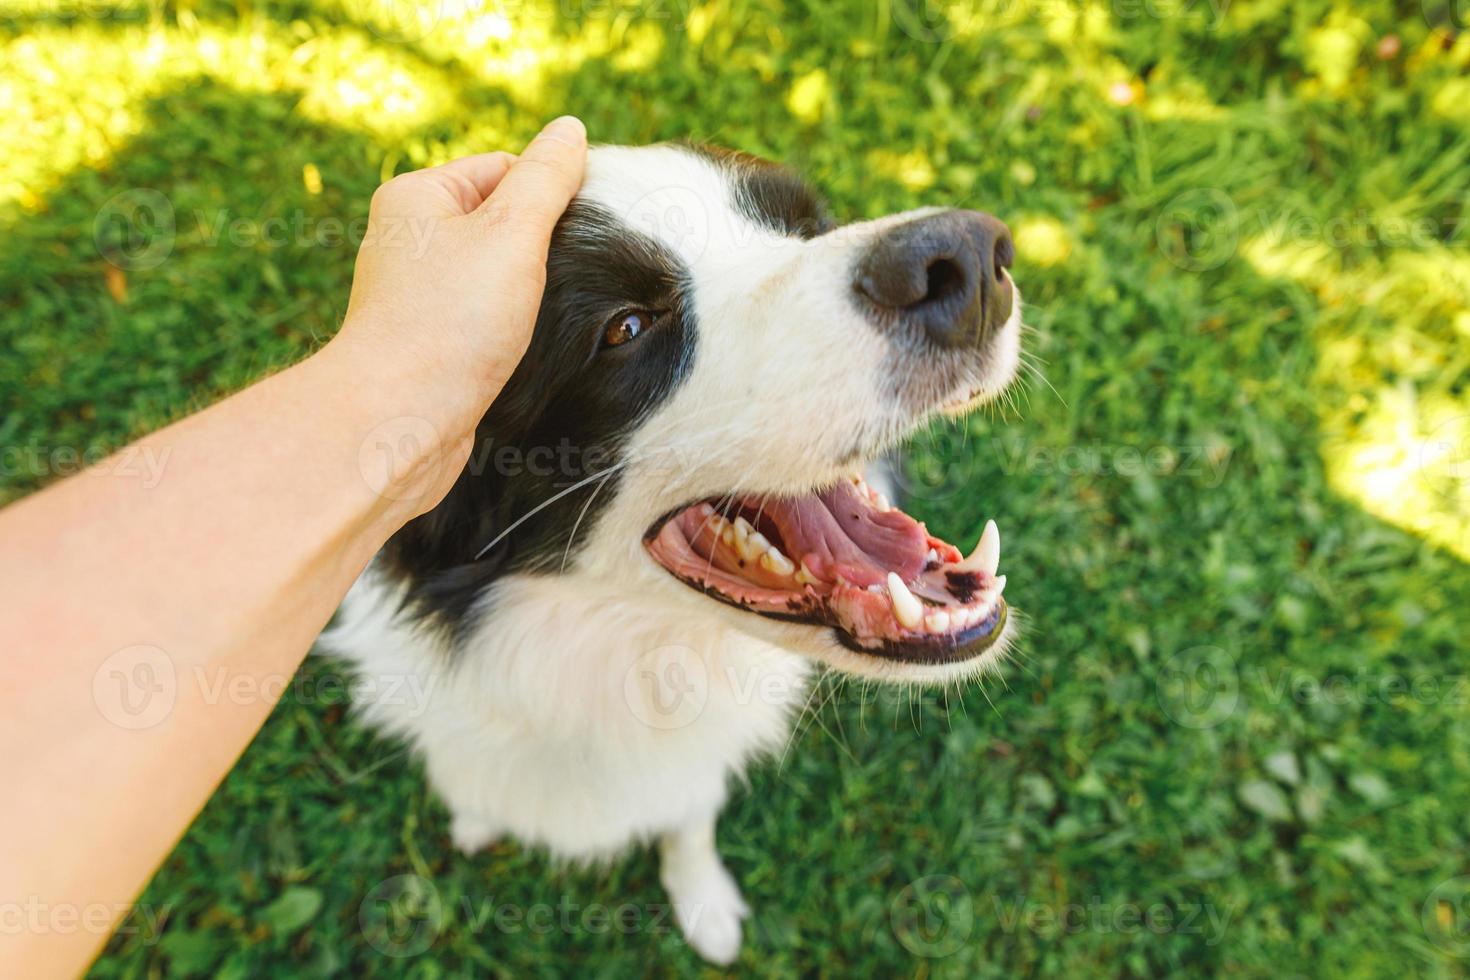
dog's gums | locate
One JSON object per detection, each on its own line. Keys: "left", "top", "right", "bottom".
{"left": 644, "top": 475, "right": 1008, "bottom": 664}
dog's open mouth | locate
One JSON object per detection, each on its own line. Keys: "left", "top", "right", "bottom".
{"left": 643, "top": 476, "right": 1007, "bottom": 663}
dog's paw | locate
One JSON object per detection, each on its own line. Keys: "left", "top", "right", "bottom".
{"left": 663, "top": 859, "right": 749, "bottom": 965}
{"left": 449, "top": 813, "right": 501, "bottom": 855}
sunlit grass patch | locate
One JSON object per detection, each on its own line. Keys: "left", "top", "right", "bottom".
{"left": 2, "top": 0, "right": 1469, "bottom": 974}
{"left": 0, "top": 20, "right": 479, "bottom": 208}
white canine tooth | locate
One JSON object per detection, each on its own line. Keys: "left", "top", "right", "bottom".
{"left": 795, "top": 562, "right": 821, "bottom": 586}
{"left": 886, "top": 572, "right": 924, "bottom": 630}
{"left": 759, "top": 547, "right": 795, "bottom": 576}
{"left": 960, "top": 519, "right": 1000, "bottom": 578}
{"left": 924, "top": 610, "right": 951, "bottom": 633}
{"left": 926, "top": 548, "right": 939, "bottom": 564}
{"left": 992, "top": 574, "right": 1007, "bottom": 597}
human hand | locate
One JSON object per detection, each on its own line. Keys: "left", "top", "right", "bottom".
{"left": 334, "top": 115, "right": 586, "bottom": 424}
{"left": 325, "top": 116, "right": 587, "bottom": 514}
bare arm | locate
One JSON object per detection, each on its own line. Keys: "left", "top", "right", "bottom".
{"left": 0, "top": 117, "right": 586, "bottom": 978}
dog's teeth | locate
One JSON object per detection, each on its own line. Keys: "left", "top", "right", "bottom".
{"left": 926, "top": 548, "right": 939, "bottom": 564}
{"left": 710, "top": 516, "right": 736, "bottom": 548}
{"left": 924, "top": 609, "right": 951, "bottom": 633}
{"left": 992, "top": 574, "right": 1007, "bottom": 598}
{"left": 740, "top": 531, "right": 773, "bottom": 563}
{"left": 874, "top": 492, "right": 891, "bottom": 511}
{"left": 732, "top": 518, "right": 765, "bottom": 561}
{"left": 959, "top": 519, "right": 1000, "bottom": 577}
{"left": 886, "top": 573, "right": 924, "bottom": 630}
{"left": 760, "top": 547, "right": 795, "bottom": 576}
{"left": 795, "top": 562, "right": 821, "bottom": 586}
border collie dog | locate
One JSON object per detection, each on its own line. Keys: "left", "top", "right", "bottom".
{"left": 325, "top": 143, "right": 1021, "bottom": 964}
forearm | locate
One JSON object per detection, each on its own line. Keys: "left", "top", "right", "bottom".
{"left": 0, "top": 338, "right": 452, "bottom": 977}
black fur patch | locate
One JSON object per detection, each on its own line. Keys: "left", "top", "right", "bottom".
{"left": 685, "top": 143, "right": 835, "bottom": 239}
{"left": 379, "top": 201, "right": 696, "bottom": 638}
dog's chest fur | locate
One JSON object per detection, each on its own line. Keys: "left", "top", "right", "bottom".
{"left": 328, "top": 568, "right": 812, "bottom": 861}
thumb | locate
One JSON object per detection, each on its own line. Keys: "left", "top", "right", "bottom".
{"left": 476, "top": 116, "right": 587, "bottom": 246}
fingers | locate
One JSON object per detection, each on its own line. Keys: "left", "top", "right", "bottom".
{"left": 476, "top": 116, "right": 587, "bottom": 242}
{"left": 370, "top": 151, "right": 519, "bottom": 219}
{"left": 432, "top": 151, "right": 517, "bottom": 205}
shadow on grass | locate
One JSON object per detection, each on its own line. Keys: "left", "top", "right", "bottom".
{"left": 3, "top": 1, "right": 1469, "bottom": 975}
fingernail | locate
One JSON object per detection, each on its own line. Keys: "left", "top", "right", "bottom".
{"left": 538, "top": 115, "right": 586, "bottom": 147}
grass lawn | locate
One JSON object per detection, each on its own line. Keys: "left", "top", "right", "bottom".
{"left": 5, "top": 0, "right": 1470, "bottom": 974}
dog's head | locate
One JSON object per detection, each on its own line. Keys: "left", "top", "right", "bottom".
{"left": 385, "top": 143, "right": 1022, "bottom": 683}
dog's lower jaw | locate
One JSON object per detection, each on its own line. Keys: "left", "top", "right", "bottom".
{"left": 323, "top": 565, "right": 812, "bottom": 964}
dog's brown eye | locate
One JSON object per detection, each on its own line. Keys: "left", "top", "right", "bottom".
{"left": 602, "top": 310, "right": 653, "bottom": 349}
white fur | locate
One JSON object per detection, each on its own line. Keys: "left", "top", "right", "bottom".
{"left": 321, "top": 145, "right": 1023, "bottom": 964}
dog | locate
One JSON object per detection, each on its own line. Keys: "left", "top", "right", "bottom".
{"left": 323, "top": 142, "right": 1021, "bottom": 964}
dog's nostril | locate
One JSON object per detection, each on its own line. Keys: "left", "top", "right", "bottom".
{"left": 993, "top": 234, "right": 1014, "bottom": 282}
{"left": 923, "top": 258, "right": 964, "bottom": 305}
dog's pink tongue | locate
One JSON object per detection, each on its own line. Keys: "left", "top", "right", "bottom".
{"left": 770, "top": 481, "right": 929, "bottom": 586}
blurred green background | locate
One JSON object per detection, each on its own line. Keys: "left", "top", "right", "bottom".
{"left": 4, "top": 0, "right": 1470, "bottom": 974}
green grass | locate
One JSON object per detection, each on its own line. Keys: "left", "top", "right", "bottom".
{"left": 4, "top": 0, "right": 1470, "bottom": 975}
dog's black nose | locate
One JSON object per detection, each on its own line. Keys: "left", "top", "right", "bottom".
{"left": 853, "top": 210, "right": 1014, "bottom": 348}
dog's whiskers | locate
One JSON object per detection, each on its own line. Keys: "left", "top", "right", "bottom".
{"left": 474, "top": 461, "right": 630, "bottom": 561}
{"left": 558, "top": 466, "right": 620, "bottom": 574}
